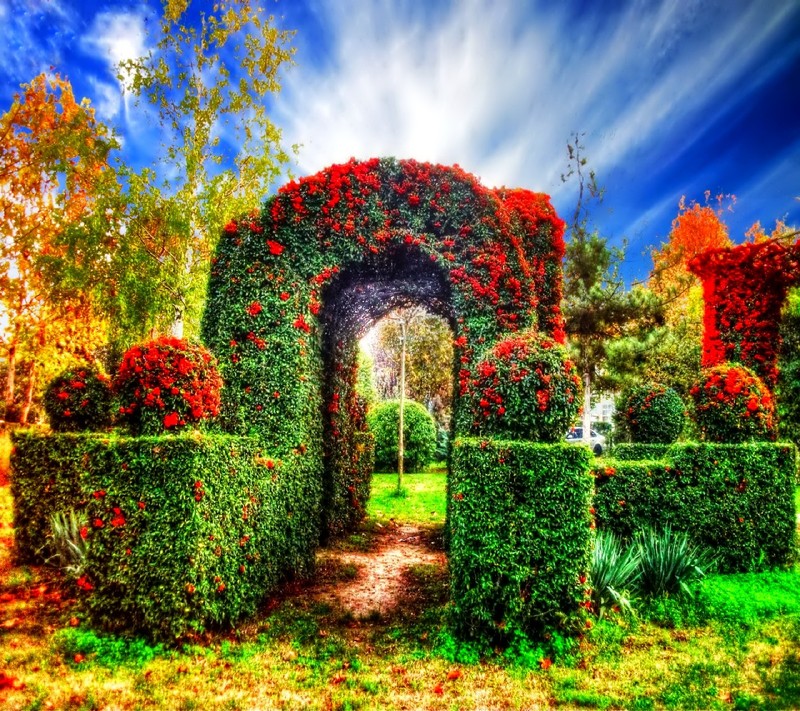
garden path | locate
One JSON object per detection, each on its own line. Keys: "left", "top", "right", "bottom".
{"left": 312, "top": 524, "right": 446, "bottom": 618}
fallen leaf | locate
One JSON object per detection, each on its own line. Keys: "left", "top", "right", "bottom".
{"left": 330, "top": 675, "right": 346, "bottom": 685}
{"left": 434, "top": 683, "right": 444, "bottom": 695}
{"left": 447, "top": 668, "right": 462, "bottom": 681}
{"left": 0, "top": 672, "right": 24, "bottom": 690}
{"left": 539, "top": 657, "right": 553, "bottom": 670}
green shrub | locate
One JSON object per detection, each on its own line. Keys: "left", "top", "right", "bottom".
{"left": 689, "top": 364, "right": 777, "bottom": 442}
{"left": 46, "top": 509, "right": 89, "bottom": 579}
{"left": 366, "top": 400, "right": 436, "bottom": 473}
{"left": 464, "top": 331, "right": 582, "bottom": 442}
{"left": 590, "top": 530, "right": 639, "bottom": 618}
{"left": 633, "top": 526, "right": 715, "bottom": 599}
{"left": 43, "top": 366, "right": 112, "bottom": 432}
{"left": 617, "top": 384, "right": 685, "bottom": 444}
{"left": 11, "top": 430, "right": 322, "bottom": 642}
{"left": 114, "top": 337, "right": 223, "bottom": 435}
{"left": 610, "top": 443, "right": 671, "bottom": 461}
{"left": 450, "top": 438, "right": 593, "bottom": 646}
{"left": 593, "top": 443, "right": 796, "bottom": 572}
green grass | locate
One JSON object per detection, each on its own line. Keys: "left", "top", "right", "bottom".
{"left": 366, "top": 469, "right": 446, "bottom": 527}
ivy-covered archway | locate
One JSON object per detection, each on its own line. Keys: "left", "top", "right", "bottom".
{"left": 202, "top": 158, "right": 566, "bottom": 535}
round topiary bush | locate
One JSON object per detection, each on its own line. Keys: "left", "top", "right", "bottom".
{"left": 44, "top": 365, "right": 112, "bottom": 432}
{"left": 465, "top": 331, "right": 582, "bottom": 442}
{"left": 618, "top": 383, "right": 686, "bottom": 444}
{"left": 114, "top": 336, "right": 223, "bottom": 435}
{"left": 366, "top": 399, "right": 437, "bottom": 473}
{"left": 689, "top": 363, "right": 777, "bottom": 442}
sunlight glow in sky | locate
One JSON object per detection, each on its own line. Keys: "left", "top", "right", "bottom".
{"left": 1, "top": 0, "right": 798, "bottom": 283}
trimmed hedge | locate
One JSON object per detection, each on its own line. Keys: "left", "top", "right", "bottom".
{"left": 366, "top": 399, "right": 437, "bottom": 473}
{"left": 617, "top": 384, "right": 685, "bottom": 444}
{"left": 610, "top": 443, "right": 671, "bottom": 461}
{"left": 11, "top": 430, "right": 323, "bottom": 642}
{"left": 593, "top": 442, "right": 797, "bottom": 572}
{"left": 450, "top": 438, "right": 593, "bottom": 646}
{"left": 43, "top": 366, "right": 112, "bottom": 432}
{"left": 323, "top": 430, "right": 375, "bottom": 538}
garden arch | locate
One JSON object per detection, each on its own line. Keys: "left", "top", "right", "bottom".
{"left": 202, "top": 157, "right": 566, "bottom": 535}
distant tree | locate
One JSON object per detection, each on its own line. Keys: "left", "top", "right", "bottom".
{"left": 561, "top": 134, "right": 661, "bottom": 441}
{"left": 0, "top": 74, "right": 117, "bottom": 422}
{"left": 116, "top": 0, "right": 296, "bottom": 341}
{"left": 372, "top": 308, "right": 453, "bottom": 426}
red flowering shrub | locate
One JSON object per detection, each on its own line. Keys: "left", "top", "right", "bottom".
{"left": 465, "top": 331, "right": 582, "bottom": 442}
{"left": 689, "top": 240, "right": 800, "bottom": 387}
{"left": 689, "top": 363, "right": 777, "bottom": 442}
{"left": 43, "top": 366, "right": 112, "bottom": 432}
{"left": 114, "top": 337, "right": 223, "bottom": 435}
{"left": 617, "top": 383, "right": 685, "bottom": 444}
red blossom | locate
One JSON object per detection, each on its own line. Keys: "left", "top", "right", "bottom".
{"left": 163, "top": 411, "right": 180, "bottom": 428}
{"left": 267, "top": 240, "right": 285, "bottom": 256}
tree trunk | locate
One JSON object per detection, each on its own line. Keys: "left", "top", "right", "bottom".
{"left": 582, "top": 370, "right": 592, "bottom": 447}
{"left": 20, "top": 362, "right": 36, "bottom": 425}
{"left": 397, "top": 320, "right": 406, "bottom": 494}
{"left": 4, "top": 340, "right": 16, "bottom": 422}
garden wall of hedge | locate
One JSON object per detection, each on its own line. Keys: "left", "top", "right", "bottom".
{"left": 595, "top": 442, "right": 797, "bottom": 572}
{"left": 450, "top": 439, "right": 593, "bottom": 645}
{"left": 11, "top": 431, "right": 324, "bottom": 642}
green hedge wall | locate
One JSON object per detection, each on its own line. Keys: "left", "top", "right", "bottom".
{"left": 594, "top": 443, "right": 797, "bottom": 572}
{"left": 450, "top": 438, "right": 593, "bottom": 646}
{"left": 11, "top": 431, "right": 323, "bottom": 642}
{"left": 610, "top": 443, "right": 671, "bottom": 461}
{"left": 323, "top": 430, "right": 374, "bottom": 538}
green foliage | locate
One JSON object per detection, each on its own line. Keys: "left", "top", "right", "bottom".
{"left": 11, "top": 430, "right": 322, "bottom": 642}
{"left": 53, "top": 627, "right": 165, "bottom": 667}
{"left": 690, "top": 363, "right": 777, "bottom": 442}
{"left": 617, "top": 384, "right": 685, "bottom": 444}
{"left": 778, "top": 289, "right": 800, "bottom": 450}
{"left": 590, "top": 530, "right": 639, "bottom": 618}
{"left": 593, "top": 443, "right": 797, "bottom": 572}
{"left": 633, "top": 526, "right": 715, "bottom": 598}
{"left": 449, "top": 438, "right": 593, "bottom": 646}
{"left": 366, "top": 400, "right": 437, "bottom": 473}
{"left": 355, "top": 349, "right": 377, "bottom": 408}
{"left": 464, "top": 331, "right": 582, "bottom": 442}
{"left": 610, "top": 443, "right": 671, "bottom": 461}
{"left": 43, "top": 366, "right": 113, "bottom": 432}
{"left": 114, "top": 337, "right": 223, "bottom": 435}
{"left": 697, "top": 570, "right": 800, "bottom": 627}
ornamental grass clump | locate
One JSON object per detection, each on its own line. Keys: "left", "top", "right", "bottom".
{"left": 465, "top": 331, "right": 582, "bottom": 442}
{"left": 44, "top": 366, "right": 112, "bottom": 432}
{"left": 114, "top": 337, "right": 223, "bottom": 435}
{"left": 689, "top": 363, "right": 777, "bottom": 442}
{"left": 634, "top": 526, "right": 716, "bottom": 599}
{"left": 366, "top": 399, "right": 437, "bottom": 473}
{"left": 590, "top": 530, "right": 640, "bottom": 618}
{"left": 617, "top": 383, "right": 685, "bottom": 444}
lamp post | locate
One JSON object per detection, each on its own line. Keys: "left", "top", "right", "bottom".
{"left": 397, "top": 318, "right": 406, "bottom": 495}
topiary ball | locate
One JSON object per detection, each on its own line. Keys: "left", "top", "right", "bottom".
{"left": 618, "top": 384, "right": 686, "bottom": 444}
{"left": 44, "top": 366, "right": 112, "bottom": 432}
{"left": 366, "top": 399, "right": 437, "bottom": 473}
{"left": 465, "top": 331, "right": 582, "bottom": 442}
{"left": 114, "top": 337, "right": 223, "bottom": 435}
{"left": 689, "top": 363, "right": 777, "bottom": 442}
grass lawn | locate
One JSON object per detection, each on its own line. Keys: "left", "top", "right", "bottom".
{"left": 1, "top": 461, "right": 799, "bottom": 709}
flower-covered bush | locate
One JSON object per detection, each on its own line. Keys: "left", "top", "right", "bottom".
{"left": 366, "top": 399, "right": 437, "bottom": 473}
{"left": 689, "top": 240, "right": 800, "bottom": 387}
{"left": 43, "top": 366, "right": 112, "bottom": 432}
{"left": 464, "top": 331, "right": 582, "bottom": 442}
{"left": 114, "top": 337, "right": 223, "bottom": 435}
{"left": 689, "top": 363, "right": 777, "bottom": 442}
{"left": 617, "top": 384, "right": 685, "bottom": 444}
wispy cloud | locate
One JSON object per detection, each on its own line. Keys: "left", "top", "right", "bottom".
{"left": 0, "top": 0, "right": 76, "bottom": 90}
{"left": 278, "top": 0, "right": 799, "bottom": 208}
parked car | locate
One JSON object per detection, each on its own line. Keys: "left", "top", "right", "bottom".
{"left": 565, "top": 426, "right": 606, "bottom": 456}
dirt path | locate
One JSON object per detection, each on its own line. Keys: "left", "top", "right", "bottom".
{"left": 311, "top": 524, "right": 446, "bottom": 618}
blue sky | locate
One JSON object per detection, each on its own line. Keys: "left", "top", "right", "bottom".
{"left": 1, "top": 0, "right": 798, "bottom": 283}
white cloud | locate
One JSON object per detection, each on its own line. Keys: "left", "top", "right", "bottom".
{"left": 81, "top": 9, "right": 148, "bottom": 86}
{"left": 86, "top": 76, "right": 121, "bottom": 120}
{"left": 277, "top": 0, "right": 799, "bottom": 207}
